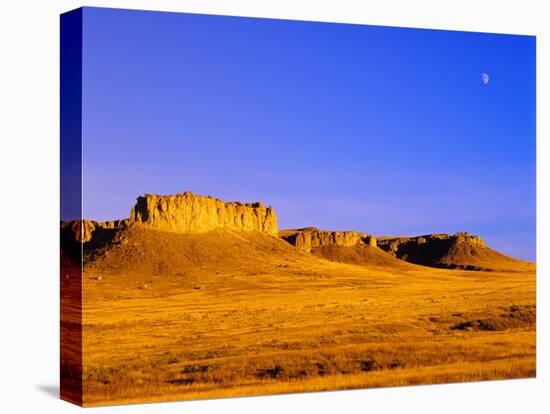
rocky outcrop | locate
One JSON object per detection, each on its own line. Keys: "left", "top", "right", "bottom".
{"left": 453, "top": 232, "right": 486, "bottom": 247}
{"left": 99, "top": 219, "right": 129, "bottom": 230}
{"left": 129, "top": 192, "right": 278, "bottom": 235}
{"left": 71, "top": 220, "right": 96, "bottom": 243}
{"left": 60, "top": 192, "right": 278, "bottom": 250}
{"left": 280, "top": 227, "right": 377, "bottom": 253}
{"left": 377, "top": 232, "right": 497, "bottom": 270}
{"left": 61, "top": 219, "right": 128, "bottom": 243}
{"left": 378, "top": 233, "right": 485, "bottom": 257}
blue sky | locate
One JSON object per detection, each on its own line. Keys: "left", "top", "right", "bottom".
{"left": 79, "top": 7, "right": 536, "bottom": 260}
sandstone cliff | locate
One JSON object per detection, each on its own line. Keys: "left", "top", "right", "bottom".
{"left": 129, "top": 192, "right": 278, "bottom": 235}
{"left": 280, "top": 227, "right": 377, "bottom": 253}
{"left": 60, "top": 192, "right": 278, "bottom": 254}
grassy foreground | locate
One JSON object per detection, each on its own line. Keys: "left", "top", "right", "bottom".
{"left": 75, "top": 229, "right": 535, "bottom": 406}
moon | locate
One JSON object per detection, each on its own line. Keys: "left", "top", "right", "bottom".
{"left": 481, "top": 73, "right": 490, "bottom": 85}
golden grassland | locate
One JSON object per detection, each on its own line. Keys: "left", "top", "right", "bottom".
{"left": 73, "top": 229, "right": 535, "bottom": 406}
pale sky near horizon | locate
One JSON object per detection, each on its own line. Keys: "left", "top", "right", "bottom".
{"left": 73, "top": 7, "right": 535, "bottom": 260}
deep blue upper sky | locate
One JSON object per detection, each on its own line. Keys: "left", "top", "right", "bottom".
{"left": 80, "top": 7, "right": 536, "bottom": 260}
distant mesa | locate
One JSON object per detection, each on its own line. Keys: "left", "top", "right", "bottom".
{"left": 280, "top": 227, "right": 377, "bottom": 253}
{"left": 280, "top": 227, "right": 418, "bottom": 269}
{"left": 60, "top": 192, "right": 533, "bottom": 273}
{"left": 377, "top": 232, "right": 533, "bottom": 272}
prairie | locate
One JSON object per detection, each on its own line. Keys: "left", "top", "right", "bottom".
{"left": 70, "top": 228, "right": 536, "bottom": 406}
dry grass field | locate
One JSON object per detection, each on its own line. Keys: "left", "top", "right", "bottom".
{"left": 67, "top": 227, "right": 536, "bottom": 406}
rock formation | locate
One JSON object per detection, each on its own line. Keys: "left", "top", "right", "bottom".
{"left": 60, "top": 193, "right": 532, "bottom": 273}
{"left": 68, "top": 220, "right": 96, "bottom": 243}
{"left": 375, "top": 232, "right": 530, "bottom": 271}
{"left": 60, "top": 192, "right": 278, "bottom": 257}
{"left": 129, "top": 192, "right": 278, "bottom": 235}
{"left": 280, "top": 227, "right": 377, "bottom": 253}
{"left": 377, "top": 232, "right": 485, "bottom": 260}
{"left": 61, "top": 219, "right": 128, "bottom": 243}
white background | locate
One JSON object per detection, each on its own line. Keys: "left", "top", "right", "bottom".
{"left": 0, "top": 1, "right": 548, "bottom": 412}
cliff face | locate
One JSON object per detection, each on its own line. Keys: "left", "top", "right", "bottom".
{"left": 280, "top": 227, "right": 377, "bottom": 253}
{"left": 129, "top": 192, "right": 278, "bottom": 236}
{"left": 60, "top": 192, "right": 278, "bottom": 257}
